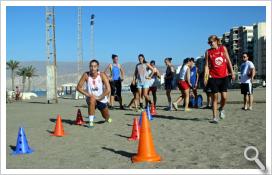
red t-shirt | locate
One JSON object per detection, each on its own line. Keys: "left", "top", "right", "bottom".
{"left": 207, "top": 46, "right": 228, "bottom": 78}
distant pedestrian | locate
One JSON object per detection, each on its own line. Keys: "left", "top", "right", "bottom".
{"left": 189, "top": 58, "right": 199, "bottom": 100}
{"left": 204, "top": 35, "right": 235, "bottom": 124}
{"left": 240, "top": 52, "right": 255, "bottom": 110}
{"left": 172, "top": 58, "right": 192, "bottom": 111}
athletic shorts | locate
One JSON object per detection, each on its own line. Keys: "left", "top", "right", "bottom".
{"left": 86, "top": 97, "right": 108, "bottom": 111}
{"left": 178, "top": 80, "right": 190, "bottom": 91}
{"left": 148, "top": 86, "right": 157, "bottom": 94}
{"left": 110, "top": 80, "right": 122, "bottom": 97}
{"left": 207, "top": 77, "right": 229, "bottom": 93}
{"left": 137, "top": 82, "right": 150, "bottom": 89}
{"left": 240, "top": 83, "right": 253, "bottom": 95}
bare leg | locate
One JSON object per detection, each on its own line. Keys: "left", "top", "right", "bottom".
{"left": 243, "top": 94, "right": 248, "bottom": 109}
{"left": 143, "top": 88, "right": 152, "bottom": 106}
{"left": 249, "top": 94, "right": 253, "bottom": 109}
{"left": 100, "top": 107, "right": 110, "bottom": 121}
{"left": 110, "top": 96, "right": 114, "bottom": 107}
{"left": 220, "top": 92, "right": 227, "bottom": 109}
{"left": 184, "top": 89, "right": 190, "bottom": 109}
{"left": 88, "top": 96, "right": 96, "bottom": 116}
{"left": 211, "top": 93, "right": 218, "bottom": 119}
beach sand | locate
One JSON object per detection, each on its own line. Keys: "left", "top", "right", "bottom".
{"left": 6, "top": 88, "right": 266, "bottom": 169}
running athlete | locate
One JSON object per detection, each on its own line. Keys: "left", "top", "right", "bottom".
{"left": 204, "top": 35, "right": 235, "bottom": 123}
{"left": 77, "top": 59, "right": 112, "bottom": 128}
{"left": 104, "top": 54, "right": 125, "bottom": 110}
{"left": 240, "top": 52, "right": 255, "bottom": 110}
{"left": 147, "top": 60, "right": 161, "bottom": 107}
{"left": 172, "top": 58, "right": 192, "bottom": 111}
{"left": 133, "top": 54, "right": 154, "bottom": 110}
{"left": 164, "top": 57, "right": 176, "bottom": 111}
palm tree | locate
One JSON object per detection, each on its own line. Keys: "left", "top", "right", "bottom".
{"left": 25, "top": 65, "right": 37, "bottom": 92}
{"left": 6, "top": 60, "right": 20, "bottom": 90}
{"left": 16, "top": 67, "right": 28, "bottom": 92}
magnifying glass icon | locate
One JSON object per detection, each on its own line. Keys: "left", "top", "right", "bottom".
{"left": 244, "top": 146, "right": 265, "bottom": 171}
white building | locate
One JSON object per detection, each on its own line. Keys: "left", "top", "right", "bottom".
{"left": 253, "top": 22, "right": 266, "bottom": 79}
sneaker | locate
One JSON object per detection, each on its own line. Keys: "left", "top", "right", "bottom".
{"left": 219, "top": 109, "right": 226, "bottom": 119}
{"left": 172, "top": 102, "right": 178, "bottom": 111}
{"left": 108, "top": 105, "right": 114, "bottom": 110}
{"left": 88, "top": 121, "right": 94, "bottom": 128}
{"left": 120, "top": 106, "right": 125, "bottom": 110}
{"left": 209, "top": 117, "right": 219, "bottom": 124}
{"left": 185, "top": 108, "right": 192, "bottom": 112}
{"left": 107, "top": 118, "right": 112, "bottom": 123}
{"left": 248, "top": 106, "right": 253, "bottom": 111}
{"left": 242, "top": 107, "right": 248, "bottom": 111}
{"left": 166, "top": 106, "right": 172, "bottom": 111}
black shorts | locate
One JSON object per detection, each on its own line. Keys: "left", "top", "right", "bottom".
{"left": 240, "top": 83, "right": 253, "bottom": 95}
{"left": 86, "top": 98, "right": 108, "bottom": 111}
{"left": 207, "top": 77, "right": 229, "bottom": 93}
{"left": 110, "top": 80, "right": 122, "bottom": 97}
{"left": 165, "top": 79, "right": 174, "bottom": 90}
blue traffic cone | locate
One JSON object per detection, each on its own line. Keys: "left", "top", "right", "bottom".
{"left": 146, "top": 104, "right": 153, "bottom": 121}
{"left": 12, "top": 127, "right": 33, "bottom": 155}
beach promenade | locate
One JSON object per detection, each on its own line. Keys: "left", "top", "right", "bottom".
{"left": 6, "top": 88, "right": 266, "bottom": 169}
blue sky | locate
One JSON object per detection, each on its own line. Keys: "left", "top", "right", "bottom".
{"left": 7, "top": 6, "right": 265, "bottom": 65}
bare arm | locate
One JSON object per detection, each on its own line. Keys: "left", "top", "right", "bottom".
{"left": 104, "top": 64, "right": 112, "bottom": 80}
{"left": 195, "top": 67, "right": 199, "bottom": 88}
{"left": 76, "top": 73, "right": 89, "bottom": 97}
{"left": 223, "top": 46, "right": 235, "bottom": 80}
{"left": 249, "top": 68, "right": 256, "bottom": 81}
{"left": 186, "top": 68, "right": 192, "bottom": 87}
{"left": 96, "top": 72, "right": 111, "bottom": 101}
{"left": 120, "top": 65, "right": 125, "bottom": 81}
{"left": 204, "top": 51, "right": 209, "bottom": 86}
{"left": 146, "top": 63, "right": 154, "bottom": 79}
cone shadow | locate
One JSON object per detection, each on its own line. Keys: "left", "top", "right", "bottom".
{"left": 46, "top": 130, "right": 54, "bottom": 134}
{"left": 101, "top": 147, "right": 135, "bottom": 158}
{"left": 49, "top": 118, "right": 75, "bottom": 125}
{"left": 115, "top": 134, "right": 130, "bottom": 139}
{"left": 9, "top": 145, "right": 16, "bottom": 151}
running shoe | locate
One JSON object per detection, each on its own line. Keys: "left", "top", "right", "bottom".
{"left": 185, "top": 108, "right": 192, "bottom": 112}
{"left": 209, "top": 117, "right": 219, "bottom": 124}
{"left": 172, "top": 102, "right": 178, "bottom": 111}
{"left": 219, "top": 109, "right": 226, "bottom": 119}
{"left": 88, "top": 121, "right": 94, "bottom": 128}
{"left": 107, "top": 118, "right": 112, "bottom": 123}
{"left": 248, "top": 106, "right": 253, "bottom": 111}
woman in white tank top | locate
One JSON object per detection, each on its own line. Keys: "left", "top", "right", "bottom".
{"left": 77, "top": 60, "right": 112, "bottom": 128}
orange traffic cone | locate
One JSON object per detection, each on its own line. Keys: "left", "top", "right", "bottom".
{"left": 150, "top": 103, "right": 157, "bottom": 115}
{"left": 51, "top": 114, "right": 66, "bottom": 137}
{"left": 132, "top": 111, "right": 161, "bottom": 163}
{"left": 128, "top": 118, "right": 140, "bottom": 141}
{"left": 74, "top": 109, "right": 86, "bottom": 125}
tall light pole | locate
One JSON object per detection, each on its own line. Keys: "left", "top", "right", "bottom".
{"left": 90, "top": 14, "right": 95, "bottom": 59}
{"left": 77, "top": 7, "right": 83, "bottom": 81}
{"left": 46, "top": 7, "right": 58, "bottom": 103}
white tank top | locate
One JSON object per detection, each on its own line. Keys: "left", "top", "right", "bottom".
{"left": 86, "top": 72, "right": 108, "bottom": 103}
{"left": 179, "top": 65, "right": 189, "bottom": 80}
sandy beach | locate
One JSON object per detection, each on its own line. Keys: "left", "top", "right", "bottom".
{"left": 6, "top": 88, "right": 266, "bottom": 169}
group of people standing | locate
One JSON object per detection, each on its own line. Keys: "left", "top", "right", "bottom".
{"left": 76, "top": 34, "right": 256, "bottom": 127}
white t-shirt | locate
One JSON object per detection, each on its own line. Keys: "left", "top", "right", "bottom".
{"left": 179, "top": 65, "right": 189, "bottom": 80}
{"left": 240, "top": 61, "right": 255, "bottom": 84}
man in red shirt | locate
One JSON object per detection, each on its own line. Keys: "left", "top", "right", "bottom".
{"left": 204, "top": 35, "right": 235, "bottom": 123}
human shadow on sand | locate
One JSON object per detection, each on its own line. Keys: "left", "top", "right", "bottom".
{"left": 115, "top": 134, "right": 130, "bottom": 139}
{"left": 101, "top": 147, "right": 134, "bottom": 158}
{"left": 27, "top": 101, "right": 47, "bottom": 104}
{"left": 74, "top": 105, "right": 88, "bottom": 108}
{"left": 153, "top": 115, "right": 209, "bottom": 122}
